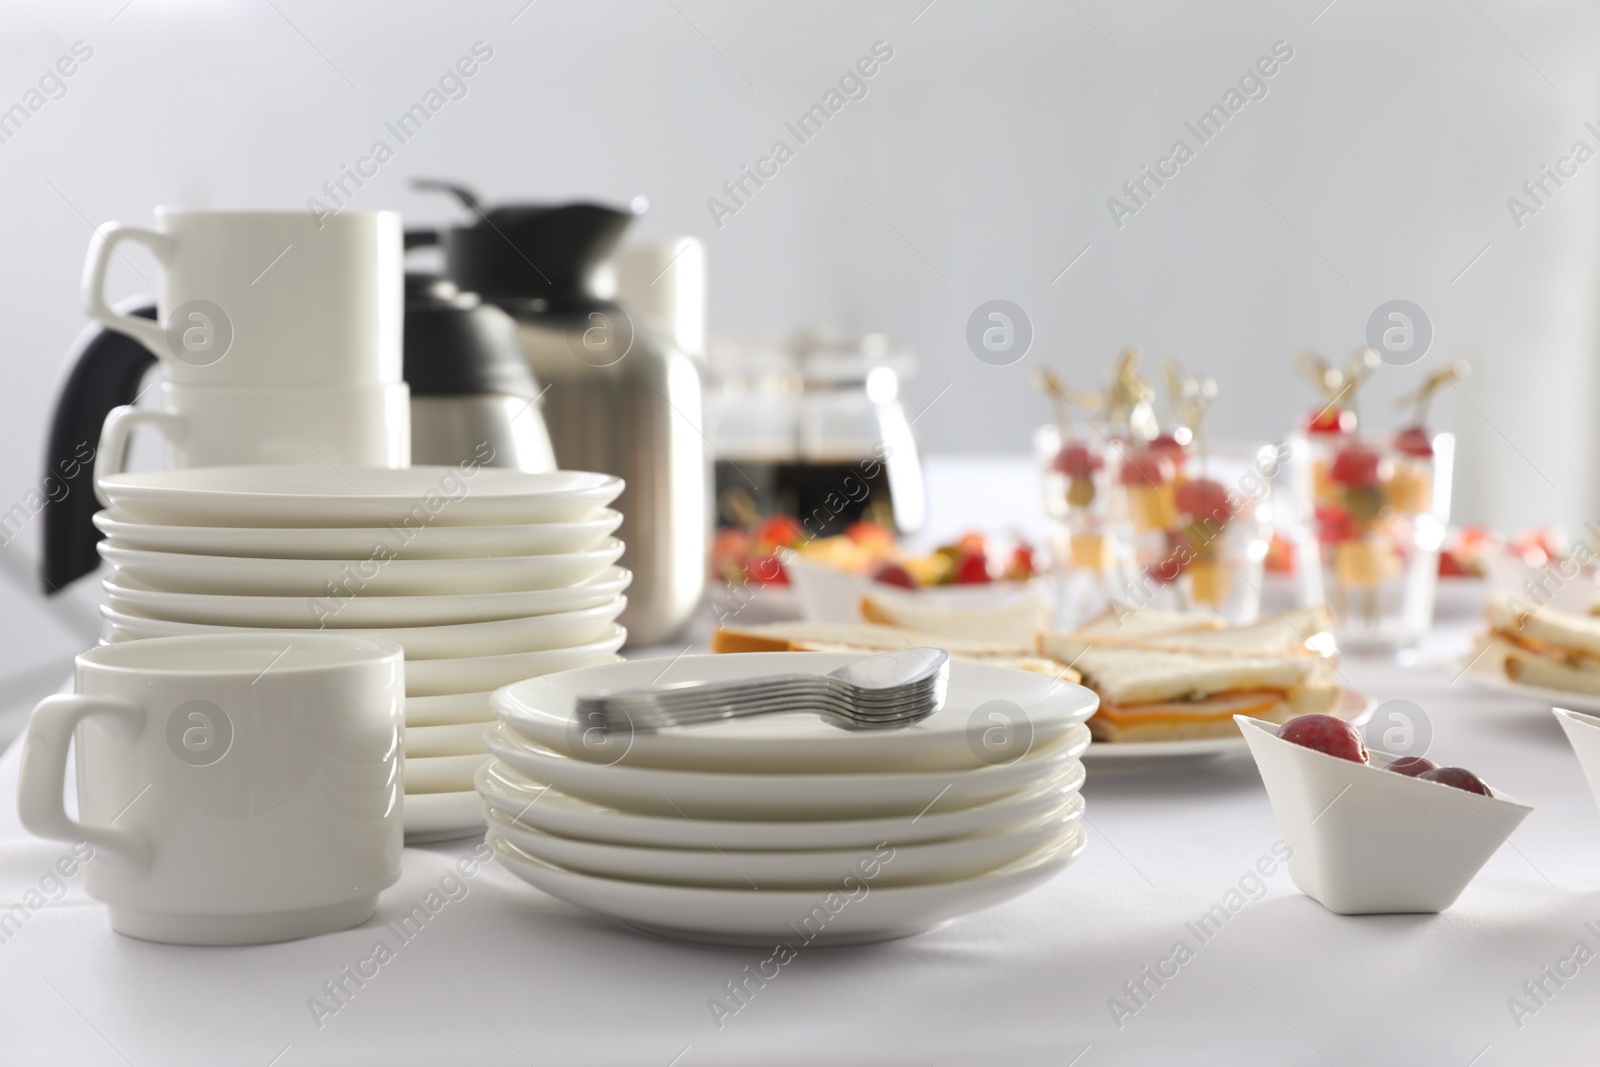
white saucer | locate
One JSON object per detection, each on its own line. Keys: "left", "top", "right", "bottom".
{"left": 405, "top": 790, "right": 484, "bottom": 844}
{"left": 1084, "top": 690, "right": 1375, "bottom": 762}
{"left": 103, "top": 567, "right": 631, "bottom": 628}
{"left": 404, "top": 628, "right": 624, "bottom": 696}
{"left": 476, "top": 758, "right": 1086, "bottom": 850}
{"left": 407, "top": 690, "right": 497, "bottom": 726}
{"left": 406, "top": 753, "right": 493, "bottom": 793}
{"left": 99, "top": 539, "right": 623, "bottom": 597}
{"left": 97, "top": 466, "right": 623, "bottom": 527}
{"left": 484, "top": 720, "right": 1091, "bottom": 820}
{"left": 101, "top": 598, "right": 625, "bottom": 660}
{"left": 94, "top": 508, "right": 622, "bottom": 559}
{"left": 407, "top": 721, "right": 492, "bottom": 757}
{"left": 482, "top": 792, "right": 1084, "bottom": 889}
{"left": 487, "top": 822, "right": 1087, "bottom": 946}
{"left": 495, "top": 651, "right": 1099, "bottom": 773}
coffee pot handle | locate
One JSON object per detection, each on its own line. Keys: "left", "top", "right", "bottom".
{"left": 17, "top": 694, "right": 151, "bottom": 873}
{"left": 82, "top": 223, "right": 174, "bottom": 358}
{"left": 93, "top": 405, "right": 186, "bottom": 508}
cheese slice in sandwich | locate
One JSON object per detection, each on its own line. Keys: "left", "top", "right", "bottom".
{"left": 1485, "top": 601, "right": 1600, "bottom": 692}
{"left": 1069, "top": 644, "right": 1340, "bottom": 743}
{"left": 711, "top": 621, "right": 1079, "bottom": 681}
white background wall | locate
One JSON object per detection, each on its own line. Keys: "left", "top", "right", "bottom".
{"left": 1, "top": 0, "right": 1598, "bottom": 727}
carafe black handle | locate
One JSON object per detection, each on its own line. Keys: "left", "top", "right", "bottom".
{"left": 40, "top": 306, "right": 157, "bottom": 594}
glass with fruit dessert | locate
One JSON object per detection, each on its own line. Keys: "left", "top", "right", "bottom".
{"left": 1031, "top": 368, "right": 1119, "bottom": 567}
{"left": 1124, "top": 439, "right": 1278, "bottom": 623}
{"left": 1286, "top": 354, "right": 1460, "bottom": 650}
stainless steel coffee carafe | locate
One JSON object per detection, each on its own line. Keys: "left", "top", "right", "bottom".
{"left": 415, "top": 180, "right": 708, "bottom": 644}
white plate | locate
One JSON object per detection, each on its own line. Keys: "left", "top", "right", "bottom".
{"left": 476, "top": 758, "right": 1086, "bottom": 850}
{"left": 1084, "top": 690, "right": 1375, "bottom": 761}
{"left": 406, "top": 722, "right": 492, "bottom": 758}
{"left": 94, "top": 508, "right": 622, "bottom": 559}
{"left": 1458, "top": 656, "right": 1600, "bottom": 713}
{"left": 103, "top": 567, "right": 632, "bottom": 627}
{"left": 405, "top": 790, "right": 484, "bottom": 844}
{"left": 101, "top": 599, "right": 626, "bottom": 660}
{"left": 481, "top": 791, "right": 1083, "bottom": 890}
{"left": 495, "top": 652, "right": 1099, "bottom": 773}
{"left": 98, "top": 539, "right": 624, "bottom": 596}
{"left": 407, "top": 690, "right": 496, "bottom": 726}
{"left": 406, "top": 753, "right": 493, "bottom": 794}
{"left": 484, "top": 719, "right": 1091, "bottom": 820}
{"left": 487, "top": 822, "right": 1087, "bottom": 946}
{"left": 97, "top": 466, "right": 624, "bottom": 528}
{"left": 404, "top": 628, "right": 625, "bottom": 696}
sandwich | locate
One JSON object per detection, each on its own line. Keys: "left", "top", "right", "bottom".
{"left": 1037, "top": 606, "right": 1343, "bottom": 743}
{"left": 1484, "top": 601, "right": 1600, "bottom": 694}
{"left": 711, "top": 620, "right": 1079, "bottom": 680}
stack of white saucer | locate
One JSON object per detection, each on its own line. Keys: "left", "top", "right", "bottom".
{"left": 93, "top": 464, "right": 630, "bottom": 843}
{"left": 477, "top": 652, "right": 1096, "bottom": 945}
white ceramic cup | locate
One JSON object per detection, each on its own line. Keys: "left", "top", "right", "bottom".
{"left": 17, "top": 634, "right": 405, "bottom": 945}
{"left": 82, "top": 209, "right": 403, "bottom": 388}
{"left": 93, "top": 381, "right": 411, "bottom": 505}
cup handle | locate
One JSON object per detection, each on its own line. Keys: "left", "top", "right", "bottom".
{"left": 94, "top": 405, "right": 186, "bottom": 507}
{"left": 17, "top": 694, "right": 151, "bottom": 872}
{"left": 82, "top": 223, "right": 173, "bottom": 358}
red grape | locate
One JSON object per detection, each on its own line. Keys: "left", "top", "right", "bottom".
{"left": 1277, "top": 714, "right": 1369, "bottom": 763}
{"left": 1305, "top": 407, "right": 1356, "bottom": 434}
{"left": 1329, "top": 446, "right": 1382, "bottom": 487}
{"left": 951, "top": 553, "right": 992, "bottom": 584}
{"left": 1394, "top": 426, "right": 1434, "bottom": 458}
{"left": 1175, "top": 478, "right": 1231, "bottom": 522}
{"left": 871, "top": 562, "right": 918, "bottom": 589}
{"left": 1385, "top": 755, "right": 1437, "bottom": 777}
{"left": 1417, "top": 766, "right": 1492, "bottom": 796}
{"left": 1054, "top": 442, "right": 1103, "bottom": 479}
{"left": 1118, "top": 448, "right": 1175, "bottom": 486}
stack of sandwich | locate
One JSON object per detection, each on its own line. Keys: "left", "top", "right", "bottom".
{"left": 1479, "top": 601, "right": 1600, "bottom": 694}
{"left": 1037, "top": 607, "right": 1342, "bottom": 743}
{"left": 713, "top": 603, "right": 1343, "bottom": 745}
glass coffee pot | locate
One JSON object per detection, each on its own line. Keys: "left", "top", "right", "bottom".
{"left": 707, "top": 331, "right": 924, "bottom": 538}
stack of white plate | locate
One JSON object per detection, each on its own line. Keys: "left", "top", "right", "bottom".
{"left": 93, "top": 465, "right": 630, "bottom": 844}
{"left": 480, "top": 652, "right": 1097, "bottom": 945}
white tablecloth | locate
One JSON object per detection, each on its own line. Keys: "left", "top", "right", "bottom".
{"left": 2, "top": 453, "right": 1593, "bottom": 1064}
{"left": 3, "top": 611, "right": 1596, "bottom": 1065}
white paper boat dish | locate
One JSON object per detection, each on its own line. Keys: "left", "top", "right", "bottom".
{"left": 403, "top": 628, "right": 624, "bottom": 696}
{"left": 103, "top": 567, "right": 632, "bottom": 628}
{"left": 98, "top": 540, "right": 624, "bottom": 597}
{"left": 1236, "top": 715, "right": 1533, "bottom": 914}
{"left": 404, "top": 790, "right": 484, "bottom": 844}
{"left": 485, "top": 720, "right": 1090, "bottom": 820}
{"left": 101, "top": 598, "right": 626, "bottom": 660}
{"left": 495, "top": 652, "right": 1099, "bottom": 773}
{"left": 96, "top": 466, "right": 623, "bottom": 527}
{"left": 1553, "top": 708, "right": 1600, "bottom": 813}
{"left": 482, "top": 791, "right": 1084, "bottom": 890}
{"left": 94, "top": 507, "right": 622, "bottom": 559}
{"left": 475, "top": 759, "right": 1086, "bottom": 850}
{"left": 487, "top": 821, "right": 1087, "bottom": 946}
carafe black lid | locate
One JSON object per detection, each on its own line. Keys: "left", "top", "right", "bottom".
{"left": 412, "top": 179, "right": 639, "bottom": 301}
{"left": 403, "top": 272, "right": 538, "bottom": 399}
